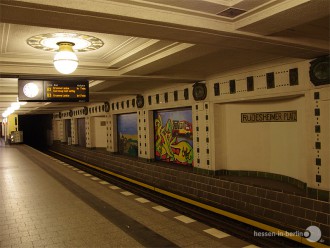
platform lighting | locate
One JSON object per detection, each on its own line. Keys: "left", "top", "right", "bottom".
{"left": 2, "top": 105, "right": 16, "bottom": 118}
{"left": 17, "top": 97, "right": 27, "bottom": 105}
{"left": 53, "top": 42, "right": 78, "bottom": 74}
{"left": 11, "top": 102, "right": 20, "bottom": 110}
{"left": 7, "top": 107, "right": 15, "bottom": 115}
{"left": 2, "top": 111, "right": 10, "bottom": 118}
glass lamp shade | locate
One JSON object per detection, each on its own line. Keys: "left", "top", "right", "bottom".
{"left": 53, "top": 42, "right": 78, "bottom": 74}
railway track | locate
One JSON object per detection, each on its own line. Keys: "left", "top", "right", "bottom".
{"left": 47, "top": 150, "right": 308, "bottom": 248}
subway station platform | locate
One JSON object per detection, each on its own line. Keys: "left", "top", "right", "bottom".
{"left": 0, "top": 142, "right": 258, "bottom": 248}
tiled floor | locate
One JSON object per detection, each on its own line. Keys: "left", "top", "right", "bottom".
{"left": 0, "top": 145, "right": 142, "bottom": 248}
{"left": 0, "top": 144, "right": 258, "bottom": 248}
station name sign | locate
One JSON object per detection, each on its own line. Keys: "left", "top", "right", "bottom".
{"left": 18, "top": 79, "right": 89, "bottom": 102}
{"left": 241, "top": 111, "right": 297, "bottom": 123}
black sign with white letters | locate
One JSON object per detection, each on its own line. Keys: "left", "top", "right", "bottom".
{"left": 241, "top": 111, "right": 297, "bottom": 123}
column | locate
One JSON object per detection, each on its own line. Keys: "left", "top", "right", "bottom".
{"left": 59, "top": 119, "right": 65, "bottom": 143}
{"left": 71, "top": 118, "right": 78, "bottom": 145}
{"left": 85, "top": 117, "right": 92, "bottom": 148}
{"left": 193, "top": 101, "right": 215, "bottom": 174}
{"left": 138, "top": 110, "right": 154, "bottom": 160}
{"left": 106, "top": 113, "right": 117, "bottom": 153}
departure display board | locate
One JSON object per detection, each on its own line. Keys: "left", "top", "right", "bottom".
{"left": 18, "top": 80, "right": 89, "bottom": 102}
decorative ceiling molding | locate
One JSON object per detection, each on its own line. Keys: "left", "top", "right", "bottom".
{"left": 120, "top": 43, "right": 195, "bottom": 74}
{"left": 107, "top": 39, "right": 160, "bottom": 67}
{"left": 26, "top": 32, "right": 104, "bottom": 52}
{"left": 101, "top": 37, "right": 138, "bottom": 60}
{"left": 0, "top": 0, "right": 328, "bottom": 115}
{"left": 0, "top": 23, "right": 10, "bottom": 54}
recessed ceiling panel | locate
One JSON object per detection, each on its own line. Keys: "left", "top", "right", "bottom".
{"left": 110, "top": 40, "right": 176, "bottom": 68}
{"left": 1, "top": 24, "right": 144, "bottom": 62}
{"left": 102, "top": 37, "right": 154, "bottom": 62}
{"left": 233, "top": 0, "right": 273, "bottom": 11}
{"left": 143, "top": 0, "right": 228, "bottom": 14}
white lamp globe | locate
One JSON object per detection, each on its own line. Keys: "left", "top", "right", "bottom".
{"left": 53, "top": 42, "right": 78, "bottom": 74}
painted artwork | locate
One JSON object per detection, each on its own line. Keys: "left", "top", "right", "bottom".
{"left": 154, "top": 108, "right": 193, "bottom": 166}
{"left": 117, "top": 113, "right": 138, "bottom": 157}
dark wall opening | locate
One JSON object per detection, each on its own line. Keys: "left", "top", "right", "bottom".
{"left": 18, "top": 114, "right": 53, "bottom": 151}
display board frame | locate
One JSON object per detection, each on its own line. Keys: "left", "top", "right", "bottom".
{"left": 18, "top": 79, "right": 89, "bottom": 102}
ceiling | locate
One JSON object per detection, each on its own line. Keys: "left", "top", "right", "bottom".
{"left": 0, "top": 0, "right": 329, "bottom": 116}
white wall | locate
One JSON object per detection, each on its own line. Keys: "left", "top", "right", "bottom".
{"left": 214, "top": 96, "right": 307, "bottom": 183}
{"left": 52, "top": 120, "right": 58, "bottom": 140}
{"left": 52, "top": 58, "right": 330, "bottom": 190}
{"left": 53, "top": 120, "right": 62, "bottom": 141}
{"left": 92, "top": 116, "right": 107, "bottom": 148}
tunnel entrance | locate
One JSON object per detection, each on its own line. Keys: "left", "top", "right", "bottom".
{"left": 18, "top": 114, "right": 52, "bottom": 150}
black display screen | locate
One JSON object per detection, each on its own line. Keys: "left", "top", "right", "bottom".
{"left": 18, "top": 79, "right": 89, "bottom": 102}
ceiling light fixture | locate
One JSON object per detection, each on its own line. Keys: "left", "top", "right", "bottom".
{"left": 27, "top": 33, "right": 104, "bottom": 75}
{"left": 53, "top": 42, "right": 78, "bottom": 74}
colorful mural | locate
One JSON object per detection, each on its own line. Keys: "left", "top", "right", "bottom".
{"left": 154, "top": 108, "right": 193, "bottom": 166}
{"left": 117, "top": 113, "right": 138, "bottom": 157}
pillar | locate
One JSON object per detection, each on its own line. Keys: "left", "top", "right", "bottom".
{"left": 311, "top": 88, "right": 330, "bottom": 191}
{"left": 85, "top": 117, "right": 92, "bottom": 148}
{"left": 71, "top": 118, "right": 78, "bottom": 145}
{"left": 59, "top": 119, "right": 65, "bottom": 142}
{"left": 138, "top": 109, "right": 154, "bottom": 160}
{"left": 193, "top": 101, "right": 215, "bottom": 173}
{"left": 106, "top": 113, "right": 117, "bottom": 153}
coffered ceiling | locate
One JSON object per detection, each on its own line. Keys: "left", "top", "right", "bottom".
{"left": 0, "top": 0, "right": 329, "bottom": 116}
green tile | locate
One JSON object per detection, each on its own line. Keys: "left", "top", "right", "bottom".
{"left": 193, "top": 167, "right": 215, "bottom": 176}
{"left": 265, "top": 172, "right": 273, "bottom": 179}
{"left": 287, "top": 177, "right": 295, "bottom": 184}
{"left": 283, "top": 176, "right": 289, "bottom": 183}
{"left": 273, "top": 174, "right": 282, "bottom": 181}
{"left": 229, "top": 171, "right": 239, "bottom": 176}
{"left": 257, "top": 172, "right": 266, "bottom": 178}
{"left": 215, "top": 170, "right": 226, "bottom": 176}
{"left": 307, "top": 187, "right": 318, "bottom": 199}
{"left": 248, "top": 171, "right": 258, "bottom": 177}
{"left": 239, "top": 171, "right": 248, "bottom": 177}
{"left": 318, "top": 189, "right": 330, "bottom": 202}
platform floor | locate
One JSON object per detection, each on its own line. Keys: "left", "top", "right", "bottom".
{"left": 0, "top": 143, "right": 258, "bottom": 248}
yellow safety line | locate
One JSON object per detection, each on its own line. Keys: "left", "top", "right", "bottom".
{"left": 49, "top": 150, "right": 328, "bottom": 248}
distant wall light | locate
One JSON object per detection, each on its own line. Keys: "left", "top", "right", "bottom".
{"left": 11, "top": 102, "right": 20, "bottom": 110}
{"left": 7, "top": 107, "right": 15, "bottom": 114}
{"left": 53, "top": 42, "right": 78, "bottom": 74}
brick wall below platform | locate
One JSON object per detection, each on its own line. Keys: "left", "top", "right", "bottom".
{"left": 50, "top": 142, "right": 329, "bottom": 245}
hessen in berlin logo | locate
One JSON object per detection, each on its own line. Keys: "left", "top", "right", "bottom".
{"left": 303, "top": 226, "right": 322, "bottom": 243}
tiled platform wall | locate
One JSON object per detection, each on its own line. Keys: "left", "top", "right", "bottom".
{"left": 50, "top": 142, "right": 329, "bottom": 245}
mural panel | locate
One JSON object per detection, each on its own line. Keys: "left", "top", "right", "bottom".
{"left": 117, "top": 113, "right": 138, "bottom": 157}
{"left": 154, "top": 108, "right": 193, "bottom": 166}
